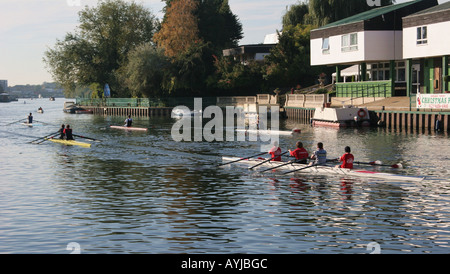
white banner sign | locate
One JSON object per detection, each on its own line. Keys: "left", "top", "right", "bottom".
{"left": 417, "top": 93, "right": 450, "bottom": 109}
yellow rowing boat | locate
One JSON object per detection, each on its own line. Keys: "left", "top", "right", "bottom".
{"left": 46, "top": 138, "right": 91, "bottom": 148}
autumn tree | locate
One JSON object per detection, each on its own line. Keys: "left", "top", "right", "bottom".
{"left": 154, "top": 0, "right": 200, "bottom": 58}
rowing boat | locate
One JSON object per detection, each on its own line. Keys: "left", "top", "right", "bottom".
{"left": 21, "top": 122, "right": 42, "bottom": 127}
{"left": 234, "top": 128, "right": 301, "bottom": 136}
{"left": 46, "top": 138, "right": 91, "bottom": 148}
{"left": 110, "top": 125, "right": 148, "bottom": 131}
{"left": 221, "top": 156, "right": 424, "bottom": 182}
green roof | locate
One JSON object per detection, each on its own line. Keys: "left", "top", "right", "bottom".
{"left": 404, "top": 1, "right": 450, "bottom": 17}
{"left": 317, "top": 0, "right": 423, "bottom": 30}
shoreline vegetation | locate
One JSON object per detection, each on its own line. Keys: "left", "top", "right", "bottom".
{"left": 43, "top": 0, "right": 395, "bottom": 100}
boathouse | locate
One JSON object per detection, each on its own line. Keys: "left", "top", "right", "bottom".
{"left": 310, "top": 0, "right": 438, "bottom": 103}
{"left": 402, "top": 1, "right": 450, "bottom": 95}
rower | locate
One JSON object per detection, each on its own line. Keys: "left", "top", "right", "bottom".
{"left": 336, "top": 146, "right": 354, "bottom": 169}
{"left": 268, "top": 141, "right": 282, "bottom": 161}
{"left": 59, "top": 124, "right": 65, "bottom": 139}
{"left": 27, "top": 113, "right": 33, "bottom": 124}
{"left": 289, "top": 141, "right": 309, "bottom": 164}
{"left": 124, "top": 115, "right": 133, "bottom": 127}
{"left": 64, "top": 125, "right": 73, "bottom": 140}
{"left": 310, "top": 142, "right": 327, "bottom": 165}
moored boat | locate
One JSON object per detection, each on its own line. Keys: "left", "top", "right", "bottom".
{"left": 311, "top": 107, "right": 372, "bottom": 128}
{"left": 221, "top": 156, "right": 424, "bottom": 182}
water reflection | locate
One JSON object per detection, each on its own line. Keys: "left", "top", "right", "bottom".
{"left": 1, "top": 99, "right": 450, "bottom": 253}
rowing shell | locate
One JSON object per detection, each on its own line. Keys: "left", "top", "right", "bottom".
{"left": 234, "top": 129, "right": 301, "bottom": 136}
{"left": 46, "top": 138, "right": 91, "bottom": 148}
{"left": 21, "top": 123, "right": 42, "bottom": 127}
{"left": 110, "top": 125, "right": 148, "bottom": 131}
{"left": 221, "top": 156, "right": 424, "bottom": 182}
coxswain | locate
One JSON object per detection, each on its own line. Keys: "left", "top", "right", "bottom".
{"left": 59, "top": 124, "right": 65, "bottom": 139}
{"left": 310, "top": 142, "right": 327, "bottom": 165}
{"left": 64, "top": 125, "right": 73, "bottom": 140}
{"left": 124, "top": 115, "right": 133, "bottom": 127}
{"left": 268, "top": 141, "right": 282, "bottom": 161}
{"left": 289, "top": 141, "right": 309, "bottom": 164}
{"left": 27, "top": 113, "right": 33, "bottom": 124}
{"left": 336, "top": 146, "right": 354, "bottom": 169}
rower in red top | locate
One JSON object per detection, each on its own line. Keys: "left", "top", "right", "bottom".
{"left": 268, "top": 141, "right": 282, "bottom": 161}
{"left": 289, "top": 141, "right": 309, "bottom": 164}
{"left": 336, "top": 146, "right": 354, "bottom": 169}
{"left": 64, "top": 125, "right": 74, "bottom": 140}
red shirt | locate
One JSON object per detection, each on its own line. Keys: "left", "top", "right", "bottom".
{"left": 269, "top": 146, "right": 282, "bottom": 161}
{"left": 290, "top": 148, "right": 308, "bottom": 160}
{"left": 340, "top": 153, "right": 354, "bottom": 169}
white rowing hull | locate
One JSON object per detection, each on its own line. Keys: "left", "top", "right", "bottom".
{"left": 233, "top": 128, "right": 300, "bottom": 136}
{"left": 110, "top": 125, "right": 148, "bottom": 131}
{"left": 221, "top": 156, "right": 424, "bottom": 182}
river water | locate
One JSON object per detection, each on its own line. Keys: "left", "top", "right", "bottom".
{"left": 0, "top": 98, "right": 449, "bottom": 254}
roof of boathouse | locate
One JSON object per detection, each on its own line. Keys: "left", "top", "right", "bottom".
{"left": 310, "top": 0, "right": 438, "bottom": 39}
{"left": 403, "top": 1, "right": 450, "bottom": 27}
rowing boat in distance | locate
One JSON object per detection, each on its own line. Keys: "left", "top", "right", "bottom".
{"left": 234, "top": 128, "right": 301, "bottom": 136}
{"left": 110, "top": 125, "right": 148, "bottom": 131}
{"left": 46, "top": 138, "right": 91, "bottom": 148}
{"left": 21, "top": 122, "right": 42, "bottom": 127}
{"left": 221, "top": 156, "right": 425, "bottom": 182}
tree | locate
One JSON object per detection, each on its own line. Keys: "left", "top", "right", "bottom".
{"left": 308, "top": 0, "right": 395, "bottom": 26}
{"left": 264, "top": 25, "right": 320, "bottom": 88}
{"left": 154, "top": 0, "right": 200, "bottom": 58}
{"left": 44, "top": 0, "right": 159, "bottom": 97}
{"left": 119, "top": 43, "right": 170, "bottom": 97}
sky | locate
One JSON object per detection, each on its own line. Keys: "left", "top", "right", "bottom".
{"left": 0, "top": 0, "right": 448, "bottom": 86}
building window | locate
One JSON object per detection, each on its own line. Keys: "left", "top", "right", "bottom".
{"left": 341, "top": 33, "right": 358, "bottom": 52}
{"left": 369, "top": 61, "right": 406, "bottom": 82}
{"left": 417, "top": 26, "right": 427, "bottom": 45}
{"left": 322, "top": 37, "right": 330, "bottom": 54}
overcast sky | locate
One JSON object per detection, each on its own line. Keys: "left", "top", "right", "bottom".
{"left": 0, "top": 0, "right": 448, "bottom": 86}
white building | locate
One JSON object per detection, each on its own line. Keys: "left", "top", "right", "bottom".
{"left": 310, "top": 0, "right": 439, "bottom": 98}
{"left": 402, "top": 1, "right": 450, "bottom": 93}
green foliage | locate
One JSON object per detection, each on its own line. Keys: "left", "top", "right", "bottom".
{"left": 308, "top": 0, "right": 395, "bottom": 27}
{"left": 44, "top": 0, "right": 159, "bottom": 97}
{"left": 119, "top": 43, "right": 170, "bottom": 97}
{"left": 212, "top": 56, "right": 265, "bottom": 94}
{"left": 264, "top": 25, "right": 322, "bottom": 88}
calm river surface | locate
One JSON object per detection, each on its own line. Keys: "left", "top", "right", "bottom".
{"left": 1, "top": 98, "right": 450, "bottom": 254}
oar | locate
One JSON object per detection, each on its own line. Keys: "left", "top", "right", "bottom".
{"left": 73, "top": 134, "right": 102, "bottom": 142}
{"left": 29, "top": 131, "right": 59, "bottom": 144}
{"left": 248, "top": 151, "right": 289, "bottom": 170}
{"left": 218, "top": 152, "right": 267, "bottom": 166}
{"left": 354, "top": 160, "right": 402, "bottom": 169}
{"left": 4, "top": 118, "right": 27, "bottom": 126}
{"left": 33, "top": 120, "right": 54, "bottom": 126}
{"left": 282, "top": 162, "right": 321, "bottom": 175}
{"left": 259, "top": 158, "right": 304, "bottom": 173}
